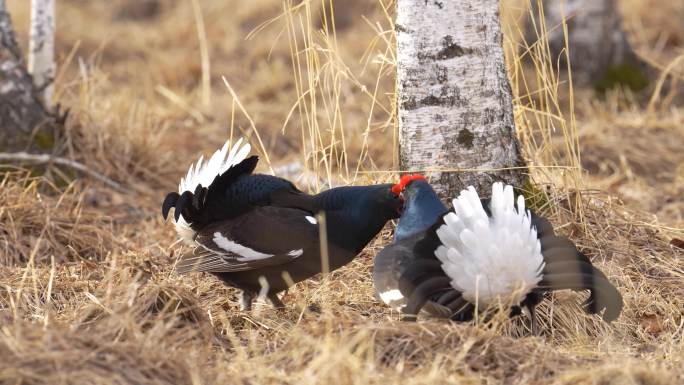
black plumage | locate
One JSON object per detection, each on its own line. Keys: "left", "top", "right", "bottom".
{"left": 374, "top": 176, "right": 623, "bottom": 333}
{"left": 163, "top": 141, "right": 402, "bottom": 310}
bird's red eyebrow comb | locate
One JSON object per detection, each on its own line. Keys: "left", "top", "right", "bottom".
{"left": 391, "top": 174, "right": 426, "bottom": 195}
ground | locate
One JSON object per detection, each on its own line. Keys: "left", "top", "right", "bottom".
{"left": 1, "top": 1, "right": 683, "bottom": 384}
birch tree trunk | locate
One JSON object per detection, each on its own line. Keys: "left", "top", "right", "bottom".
{"left": 397, "top": 0, "right": 526, "bottom": 198}
{"left": 0, "top": 0, "right": 55, "bottom": 151}
{"left": 527, "top": 0, "right": 647, "bottom": 90}
{"left": 29, "top": 0, "right": 55, "bottom": 104}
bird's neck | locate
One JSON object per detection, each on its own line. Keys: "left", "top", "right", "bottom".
{"left": 394, "top": 190, "right": 447, "bottom": 242}
{"left": 327, "top": 209, "right": 389, "bottom": 254}
{"left": 313, "top": 187, "right": 391, "bottom": 253}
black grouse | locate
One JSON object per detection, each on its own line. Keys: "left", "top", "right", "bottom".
{"left": 162, "top": 138, "right": 403, "bottom": 310}
{"left": 373, "top": 175, "right": 623, "bottom": 333}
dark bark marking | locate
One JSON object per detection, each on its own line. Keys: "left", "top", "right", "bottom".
{"left": 416, "top": 36, "right": 474, "bottom": 63}
{"left": 435, "top": 65, "right": 448, "bottom": 83}
{"left": 401, "top": 96, "right": 418, "bottom": 111}
{"left": 482, "top": 107, "right": 496, "bottom": 125}
{"left": 401, "top": 85, "right": 461, "bottom": 111}
{"left": 457, "top": 128, "right": 475, "bottom": 149}
{"left": 420, "top": 95, "right": 441, "bottom": 106}
{"left": 436, "top": 35, "right": 473, "bottom": 60}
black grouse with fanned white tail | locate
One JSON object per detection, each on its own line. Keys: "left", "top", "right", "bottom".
{"left": 373, "top": 176, "right": 623, "bottom": 333}
{"left": 373, "top": 175, "right": 456, "bottom": 318}
{"left": 162, "top": 138, "right": 402, "bottom": 310}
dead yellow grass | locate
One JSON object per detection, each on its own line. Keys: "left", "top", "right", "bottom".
{"left": 1, "top": 0, "right": 683, "bottom": 384}
{"left": 0, "top": 174, "right": 117, "bottom": 266}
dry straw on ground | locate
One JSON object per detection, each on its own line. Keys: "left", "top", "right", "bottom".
{"left": 2, "top": 0, "right": 683, "bottom": 384}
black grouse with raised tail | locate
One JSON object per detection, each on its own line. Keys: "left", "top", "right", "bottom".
{"left": 163, "top": 139, "right": 402, "bottom": 310}
{"left": 374, "top": 175, "right": 623, "bottom": 333}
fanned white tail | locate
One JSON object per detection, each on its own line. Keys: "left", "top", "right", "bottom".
{"left": 174, "top": 138, "right": 251, "bottom": 240}
{"left": 178, "top": 138, "right": 251, "bottom": 194}
{"left": 434, "top": 182, "right": 544, "bottom": 307}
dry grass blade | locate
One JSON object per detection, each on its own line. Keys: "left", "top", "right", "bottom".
{"left": 0, "top": 173, "right": 118, "bottom": 266}
{"left": 0, "top": 0, "right": 682, "bottom": 384}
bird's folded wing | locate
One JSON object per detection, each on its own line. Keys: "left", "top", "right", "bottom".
{"left": 530, "top": 211, "right": 555, "bottom": 238}
{"left": 175, "top": 206, "right": 318, "bottom": 273}
{"left": 373, "top": 241, "right": 415, "bottom": 310}
{"left": 374, "top": 236, "right": 473, "bottom": 320}
{"left": 537, "top": 239, "right": 623, "bottom": 321}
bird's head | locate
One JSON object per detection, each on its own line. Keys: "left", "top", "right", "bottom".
{"left": 391, "top": 174, "right": 447, "bottom": 241}
{"left": 373, "top": 183, "right": 405, "bottom": 219}
{"left": 391, "top": 174, "right": 429, "bottom": 203}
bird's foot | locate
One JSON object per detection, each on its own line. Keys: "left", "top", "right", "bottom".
{"left": 527, "top": 305, "right": 540, "bottom": 336}
{"left": 267, "top": 293, "right": 286, "bottom": 309}
{"left": 240, "top": 291, "right": 255, "bottom": 311}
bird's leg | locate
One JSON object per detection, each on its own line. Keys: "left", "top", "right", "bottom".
{"left": 527, "top": 304, "right": 539, "bottom": 336}
{"left": 267, "top": 292, "right": 286, "bottom": 309}
{"left": 239, "top": 291, "right": 255, "bottom": 311}
{"left": 401, "top": 311, "right": 418, "bottom": 322}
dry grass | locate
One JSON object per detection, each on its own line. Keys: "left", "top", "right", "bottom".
{"left": 0, "top": 174, "right": 117, "bottom": 266}
{"left": 1, "top": 0, "right": 683, "bottom": 384}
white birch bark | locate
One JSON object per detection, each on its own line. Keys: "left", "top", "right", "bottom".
{"left": 29, "top": 0, "right": 55, "bottom": 104}
{"left": 397, "top": 0, "right": 526, "bottom": 197}
{"left": 527, "top": 0, "right": 641, "bottom": 86}
{"left": 1, "top": 0, "right": 54, "bottom": 151}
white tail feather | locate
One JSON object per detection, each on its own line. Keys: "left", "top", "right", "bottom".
{"left": 178, "top": 138, "right": 251, "bottom": 194}
{"left": 435, "top": 182, "right": 544, "bottom": 307}
{"left": 174, "top": 138, "right": 251, "bottom": 242}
